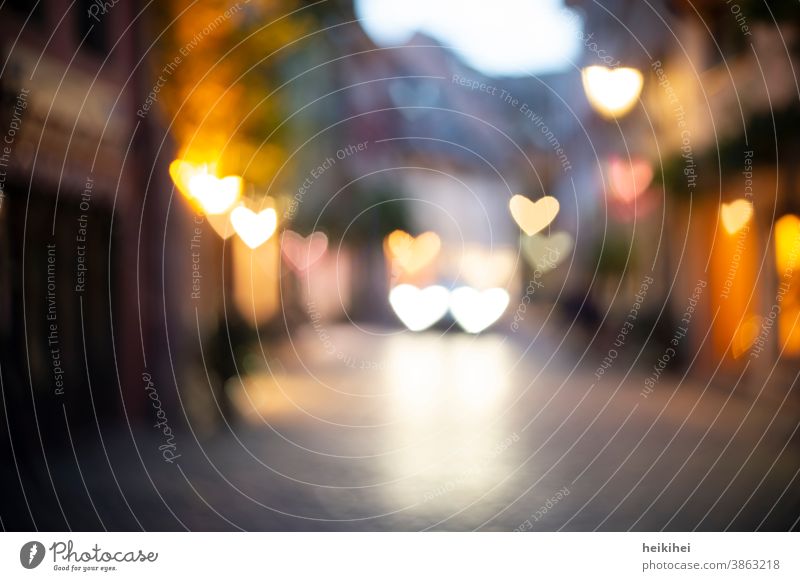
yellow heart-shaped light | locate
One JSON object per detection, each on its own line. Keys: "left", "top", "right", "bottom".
{"left": 385, "top": 230, "right": 441, "bottom": 274}
{"left": 509, "top": 194, "right": 559, "bottom": 236}
{"left": 168, "top": 159, "right": 242, "bottom": 215}
{"left": 721, "top": 199, "right": 753, "bottom": 235}
{"left": 230, "top": 206, "right": 278, "bottom": 249}
{"left": 581, "top": 66, "right": 644, "bottom": 119}
{"left": 521, "top": 231, "right": 573, "bottom": 273}
{"left": 774, "top": 214, "right": 800, "bottom": 274}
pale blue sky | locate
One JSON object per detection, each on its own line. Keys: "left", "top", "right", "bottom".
{"left": 354, "top": 0, "right": 584, "bottom": 77}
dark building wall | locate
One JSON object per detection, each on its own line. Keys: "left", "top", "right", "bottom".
{"left": 0, "top": 0, "right": 177, "bottom": 529}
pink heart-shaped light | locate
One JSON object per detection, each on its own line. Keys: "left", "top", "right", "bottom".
{"left": 282, "top": 230, "right": 329, "bottom": 273}
{"left": 608, "top": 157, "right": 653, "bottom": 203}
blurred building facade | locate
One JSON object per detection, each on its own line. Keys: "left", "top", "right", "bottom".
{"left": 570, "top": 0, "right": 800, "bottom": 392}
{"left": 0, "top": 0, "right": 186, "bottom": 526}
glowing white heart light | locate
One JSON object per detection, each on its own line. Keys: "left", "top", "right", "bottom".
{"left": 188, "top": 173, "right": 242, "bottom": 215}
{"left": 449, "top": 287, "right": 510, "bottom": 334}
{"left": 389, "top": 284, "right": 450, "bottom": 332}
{"left": 230, "top": 206, "right": 278, "bottom": 249}
{"left": 581, "top": 66, "right": 643, "bottom": 119}
{"left": 168, "top": 159, "right": 242, "bottom": 215}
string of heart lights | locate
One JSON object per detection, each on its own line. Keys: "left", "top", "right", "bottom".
{"left": 170, "top": 159, "right": 279, "bottom": 250}
{"left": 168, "top": 149, "right": 778, "bottom": 347}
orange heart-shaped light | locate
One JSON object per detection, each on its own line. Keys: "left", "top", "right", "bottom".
{"left": 168, "top": 159, "right": 201, "bottom": 198}
{"left": 509, "top": 194, "right": 559, "bottom": 236}
{"left": 721, "top": 199, "right": 753, "bottom": 235}
{"left": 169, "top": 159, "right": 242, "bottom": 215}
{"left": 230, "top": 206, "right": 278, "bottom": 249}
{"left": 385, "top": 230, "right": 441, "bottom": 274}
{"left": 608, "top": 157, "right": 653, "bottom": 203}
{"left": 282, "top": 230, "right": 329, "bottom": 273}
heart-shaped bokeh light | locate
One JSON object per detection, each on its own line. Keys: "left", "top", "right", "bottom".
{"left": 608, "top": 157, "right": 653, "bottom": 203}
{"left": 230, "top": 206, "right": 278, "bottom": 249}
{"left": 449, "top": 287, "right": 510, "bottom": 334}
{"left": 385, "top": 230, "right": 441, "bottom": 274}
{"left": 388, "top": 284, "right": 450, "bottom": 332}
{"left": 509, "top": 195, "right": 560, "bottom": 236}
{"left": 721, "top": 199, "right": 753, "bottom": 235}
{"left": 521, "top": 232, "right": 573, "bottom": 273}
{"left": 169, "top": 159, "right": 242, "bottom": 215}
{"left": 282, "top": 230, "right": 329, "bottom": 273}
{"left": 581, "top": 66, "right": 644, "bottom": 118}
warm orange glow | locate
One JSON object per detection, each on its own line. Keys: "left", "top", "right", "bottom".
{"left": 732, "top": 315, "right": 761, "bottom": 359}
{"left": 709, "top": 202, "right": 758, "bottom": 360}
{"left": 509, "top": 194, "right": 559, "bottom": 236}
{"left": 384, "top": 230, "right": 441, "bottom": 274}
{"left": 778, "top": 307, "right": 800, "bottom": 357}
{"left": 581, "top": 66, "right": 644, "bottom": 119}
{"left": 774, "top": 214, "right": 800, "bottom": 274}
{"left": 774, "top": 215, "right": 800, "bottom": 357}
{"left": 720, "top": 199, "right": 753, "bottom": 235}
{"left": 169, "top": 159, "right": 242, "bottom": 215}
{"left": 155, "top": 1, "right": 309, "bottom": 186}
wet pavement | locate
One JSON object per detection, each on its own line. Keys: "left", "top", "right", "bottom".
{"left": 5, "top": 324, "right": 800, "bottom": 531}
